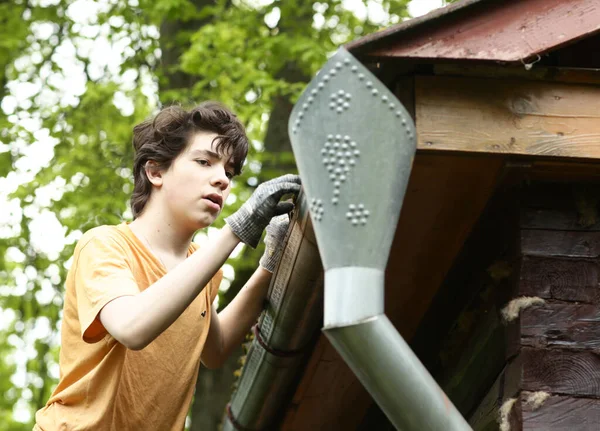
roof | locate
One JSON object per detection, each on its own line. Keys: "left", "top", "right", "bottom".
{"left": 346, "top": 0, "right": 600, "bottom": 63}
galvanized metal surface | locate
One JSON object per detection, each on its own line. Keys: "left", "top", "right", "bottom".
{"left": 324, "top": 316, "right": 472, "bottom": 431}
{"left": 347, "top": 0, "right": 600, "bottom": 63}
{"left": 223, "top": 191, "right": 324, "bottom": 431}
{"left": 288, "top": 48, "right": 415, "bottom": 271}
{"left": 289, "top": 48, "right": 471, "bottom": 430}
{"left": 324, "top": 267, "right": 384, "bottom": 327}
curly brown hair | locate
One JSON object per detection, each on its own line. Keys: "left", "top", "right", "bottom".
{"left": 130, "top": 102, "right": 248, "bottom": 219}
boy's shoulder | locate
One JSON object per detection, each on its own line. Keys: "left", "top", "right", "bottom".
{"left": 76, "top": 224, "right": 126, "bottom": 251}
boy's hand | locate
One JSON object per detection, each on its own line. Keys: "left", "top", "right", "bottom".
{"left": 225, "top": 174, "right": 300, "bottom": 248}
{"left": 259, "top": 214, "right": 291, "bottom": 273}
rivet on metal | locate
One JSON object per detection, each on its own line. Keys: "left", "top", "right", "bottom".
{"left": 335, "top": 62, "right": 342, "bottom": 69}
{"left": 307, "top": 96, "right": 314, "bottom": 103}
{"left": 351, "top": 65, "right": 358, "bottom": 72}
{"left": 372, "top": 89, "right": 379, "bottom": 96}
{"left": 330, "top": 69, "right": 337, "bottom": 77}
{"left": 322, "top": 134, "right": 360, "bottom": 204}
{"left": 396, "top": 111, "right": 402, "bottom": 118}
{"left": 346, "top": 203, "right": 370, "bottom": 227}
{"left": 344, "top": 58, "right": 351, "bottom": 65}
{"left": 311, "top": 89, "right": 317, "bottom": 95}
{"left": 310, "top": 198, "right": 325, "bottom": 222}
{"left": 318, "top": 82, "right": 325, "bottom": 89}
{"left": 382, "top": 95, "right": 388, "bottom": 102}
{"left": 332, "top": 197, "right": 339, "bottom": 205}
{"left": 366, "top": 81, "right": 373, "bottom": 88}
{"left": 389, "top": 103, "right": 395, "bottom": 110}
{"left": 329, "top": 89, "right": 352, "bottom": 114}
{"left": 358, "top": 73, "right": 364, "bottom": 81}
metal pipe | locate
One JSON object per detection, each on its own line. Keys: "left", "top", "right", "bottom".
{"left": 289, "top": 48, "right": 472, "bottom": 430}
{"left": 324, "top": 268, "right": 470, "bottom": 430}
{"left": 222, "top": 192, "right": 324, "bottom": 431}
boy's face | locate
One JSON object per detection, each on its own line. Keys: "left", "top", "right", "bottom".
{"left": 158, "top": 132, "right": 235, "bottom": 231}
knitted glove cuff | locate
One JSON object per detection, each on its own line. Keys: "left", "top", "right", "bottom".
{"left": 225, "top": 208, "right": 266, "bottom": 249}
{"left": 258, "top": 214, "right": 290, "bottom": 272}
{"left": 259, "top": 244, "right": 283, "bottom": 273}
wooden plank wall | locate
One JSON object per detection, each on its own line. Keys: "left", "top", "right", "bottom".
{"left": 412, "top": 182, "right": 600, "bottom": 431}
{"left": 470, "top": 183, "right": 600, "bottom": 430}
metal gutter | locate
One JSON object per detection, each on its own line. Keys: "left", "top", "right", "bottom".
{"left": 288, "top": 48, "right": 472, "bottom": 430}
{"left": 222, "top": 191, "right": 324, "bottom": 431}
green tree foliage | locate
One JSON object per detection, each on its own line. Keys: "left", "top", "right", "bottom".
{"left": 0, "top": 0, "right": 413, "bottom": 428}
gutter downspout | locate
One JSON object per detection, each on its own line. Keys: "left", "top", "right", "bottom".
{"left": 288, "top": 48, "right": 472, "bottom": 430}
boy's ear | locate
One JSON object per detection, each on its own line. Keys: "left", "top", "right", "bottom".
{"left": 145, "top": 161, "right": 163, "bottom": 186}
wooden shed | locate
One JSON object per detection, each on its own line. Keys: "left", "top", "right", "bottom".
{"left": 224, "top": 1, "right": 600, "bottom": 429}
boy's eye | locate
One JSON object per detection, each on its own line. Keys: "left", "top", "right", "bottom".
{"left": 196, "top": 159, "right": 209, "bottom": 166}
{"left": 226, "top": 172, "right": 234, "bottom": 180}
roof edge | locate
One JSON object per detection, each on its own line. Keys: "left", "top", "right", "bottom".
{"left": 345, "top": 0, "right": 491, "bottom": 54}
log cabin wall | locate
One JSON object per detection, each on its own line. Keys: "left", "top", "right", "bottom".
{"left": 490, "top": 182, "right": 600, "bottom": 430}
{"left": 411, "top": 181, "right": 600, "bottom": 431}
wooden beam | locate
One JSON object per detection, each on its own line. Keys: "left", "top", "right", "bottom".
{"left": 385, "top": 152, "right": 505, "bottom": 339}
{"left": 434, "top": 64, "right": 600, "bottom": 86}
{"left": 415, "top": 75, "right": 600, "bottom": 160}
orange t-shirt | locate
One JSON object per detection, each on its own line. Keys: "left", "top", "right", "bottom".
{"left": 34, "top": 222, "right": 222, "bottom": 431}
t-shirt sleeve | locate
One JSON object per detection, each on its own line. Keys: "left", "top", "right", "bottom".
{"left": 73, "top": 234, "right": 140, "bottom": 343}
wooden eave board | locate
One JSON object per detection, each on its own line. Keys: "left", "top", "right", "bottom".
{"left": 415, "top": 75, "right": 600, "bottom": 160}
{"left": 280, "top": 152, "right": 504, "bottom": 430}
{"left": 348, "top": 0, "right": 600, "bottom": 63}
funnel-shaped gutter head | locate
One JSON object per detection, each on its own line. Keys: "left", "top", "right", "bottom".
{"left": 288, "top": 48, "right": 416, "bottom": 271}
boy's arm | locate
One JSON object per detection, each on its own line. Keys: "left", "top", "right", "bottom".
{"left": 201, "top": 214, "right": 290, "bottom": 368}
{"left": 100, "top": 175, "right": 300, "bottom": 351}
{"left": 201, "top": 267, "right": 271, "bottom": 369}
{"left": 100, "top": 225, "right": 239, "bottom": 350}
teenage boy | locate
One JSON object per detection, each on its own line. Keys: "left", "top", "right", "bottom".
{"left": 34, "top": 102, "right": 301, "bottom": 430}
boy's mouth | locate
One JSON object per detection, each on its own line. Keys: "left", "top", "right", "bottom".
{"left": 202, "top": 193, "right": 223, "bottom": 209}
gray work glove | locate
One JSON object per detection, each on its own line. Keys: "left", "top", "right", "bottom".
{"left": 259, "top": 214, "right": 291, "bottom": 273}
{"left": 225, "top": 174, "right": 301, "bottom": 248}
